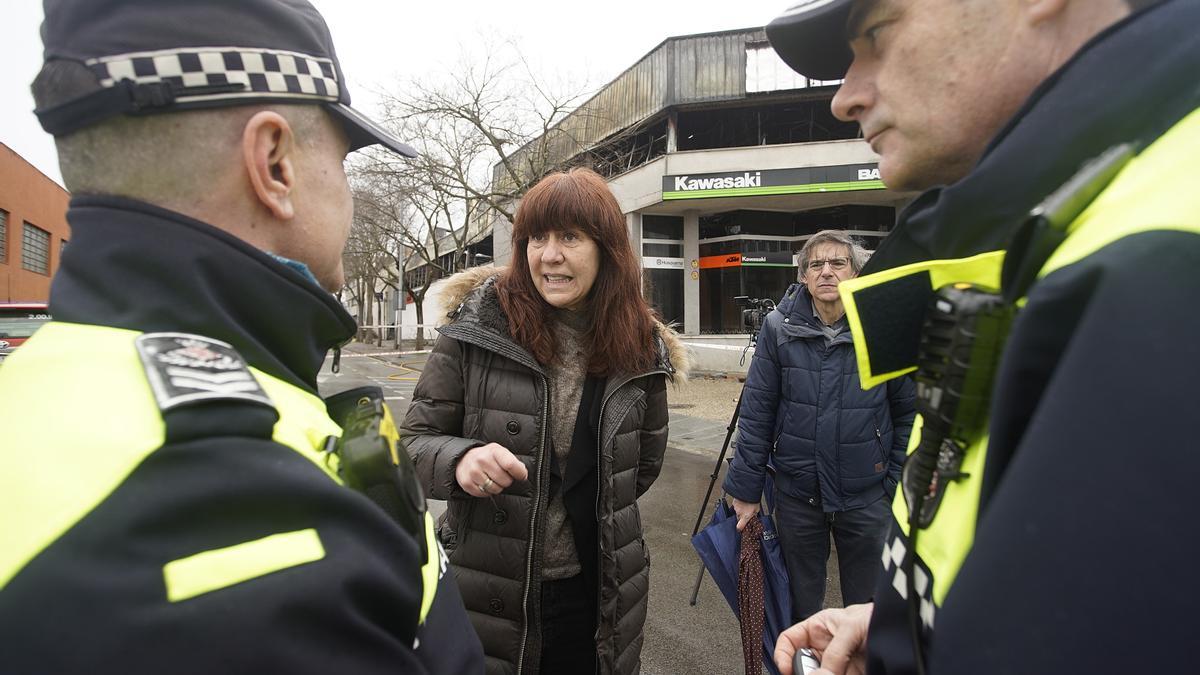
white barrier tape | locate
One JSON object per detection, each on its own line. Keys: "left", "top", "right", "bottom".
{"left": 681, "top": 341, "right": 755, "bottom": 352}
{"left": 354, "top": 324, "right": 438, "bottom": 330}
{"left": 329, "top": 349, "right": 433, "bottom": 359}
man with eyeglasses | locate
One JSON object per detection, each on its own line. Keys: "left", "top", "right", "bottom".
{"left": 724, "top": 229, "right": 915, "bottom": 624}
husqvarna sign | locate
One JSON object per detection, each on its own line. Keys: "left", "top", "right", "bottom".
{"left": 662, "top": 163, "right": 883, "bottom": 200}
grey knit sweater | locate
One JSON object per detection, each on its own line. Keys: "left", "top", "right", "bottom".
{"left": 540, "top": 307, "right": 591, "bottom": 580}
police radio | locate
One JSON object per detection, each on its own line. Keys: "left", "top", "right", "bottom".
{"left": 325, "top": 387, "right": 428, "bottom": 558}
{"left": 900, "top": 284, "right": 1017, "bottom": 675}
{"left": 903, "top": 285, "right": 1016, "bottom": 529}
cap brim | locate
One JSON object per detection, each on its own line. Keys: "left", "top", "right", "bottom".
{"left": 327, "top": 103, "right": 418, "bottom": 158}
{"left": 766, "top": 0, "right": 855, "bottom": 81}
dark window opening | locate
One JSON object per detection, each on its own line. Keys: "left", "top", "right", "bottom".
{"left": 700, "top": 206, "right": 895, "bottom": 240}
{"left": 0, "top": 209, "right": 8, "bottom": 263}
{"left": 676, "top": 97, "right": 859, "bottom": 152}
{"left": 643, "top": 269, "right": 683, "bottom": 327}
{"left": 21, "top": 222, "right": 50, "bottom": 275}
{"left": 588, "top": 118, "right": 669, "bottom": 180}
{"left": 642, "top": 214, "right": 684, "bottom": 240}
{"left": 643, "top": 243, "right": 683, "bottom": 257}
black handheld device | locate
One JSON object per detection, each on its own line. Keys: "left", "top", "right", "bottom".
{"left": 902, "top": 285, "right": 1015, "bottom": 528}
{"left": 326, "top": 387, "right": 428, "bottom": 556}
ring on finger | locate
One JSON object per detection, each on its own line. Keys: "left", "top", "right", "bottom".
{"left": 481, "top": 476, "right": 495, "bottom": 492}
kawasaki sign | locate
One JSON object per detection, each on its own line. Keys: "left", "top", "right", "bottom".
{"left": 673, "top": 171, "right": 763, "bottom": 191}
{"left": 662, "top": 164, "right": 883, "bottom": 200}
{"left": 741, "top": 251, "right": 796, "bottom": 267}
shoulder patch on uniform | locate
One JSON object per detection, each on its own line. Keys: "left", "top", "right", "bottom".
{"left": 135, "top": 333, "right": 273, "bottom": 411}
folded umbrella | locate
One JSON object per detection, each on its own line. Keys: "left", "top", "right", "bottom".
{"left": 691, "top": 497, "right": 793, "bottom": 675}
{"left": 739, "top": 516, "right": 766, "bottom": 675}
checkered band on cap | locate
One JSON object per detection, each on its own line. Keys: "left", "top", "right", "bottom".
{"left": 86, "top": 46, "right": 340, "bottom": 103}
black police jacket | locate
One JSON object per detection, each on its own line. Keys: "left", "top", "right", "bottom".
{"left": 0, "top": 196, "right": 482, "bottom": 674}
{"left": 862, "top": 2, "right": 1200, "bottom": 673}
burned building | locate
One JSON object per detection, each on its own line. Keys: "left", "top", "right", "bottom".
{"left": 492, "top": 27, "right": 911, "bottom": 352}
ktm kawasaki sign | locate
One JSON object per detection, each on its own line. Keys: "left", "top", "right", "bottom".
{"left": 662, "top": 164, "right": 883, "bottom": 200}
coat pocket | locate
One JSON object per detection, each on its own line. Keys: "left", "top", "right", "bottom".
{"left": 873, "top": 426, "right": 886, "bottom": 472}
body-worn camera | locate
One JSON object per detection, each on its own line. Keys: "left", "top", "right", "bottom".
{"left": 325, "top": 386, "right": 428, "bottom": 558}
{"left": 734, "top": 295, "right": 775, "bottom": 336}
{"left": 903, "top": 284, "right": 1015, "bottom": 529}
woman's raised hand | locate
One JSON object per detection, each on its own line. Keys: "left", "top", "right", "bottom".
{"left": 455, "top": 443, "right": 530, "bottom": 498}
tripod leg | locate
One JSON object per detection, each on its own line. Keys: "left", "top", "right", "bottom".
{"left": 690, "top": 393, "right": 743, "bottom": 538}
{"left": 689, "top": 561, "right": 707, "bottom": 606}
{"left": 688, "top": 390, "right": 746, "bottom": 607}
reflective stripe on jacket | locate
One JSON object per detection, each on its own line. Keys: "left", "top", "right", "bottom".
{"left": 840, "top": 105, "right": 1200, "bottom": 671}
{"left": 0, "top": 321, "right": 474, "bottom": 673}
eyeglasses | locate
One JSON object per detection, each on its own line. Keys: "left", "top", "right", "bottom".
{"left": 805, "top": 257, "right": 850, "bottom": 272}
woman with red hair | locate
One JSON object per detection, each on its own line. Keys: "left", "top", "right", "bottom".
{"left": 403, "top": 167, "right": 688, "bottom": 674}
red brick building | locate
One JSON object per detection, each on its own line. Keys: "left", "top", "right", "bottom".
{"left": 0, "top": 143, "right": 70, "bottom": 302}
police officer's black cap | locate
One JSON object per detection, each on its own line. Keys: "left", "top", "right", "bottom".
{"left": 36, "top": 0, "right": 417, "bottom": 158}
{"left": 767, "top": 0, "right": 855, "bottom": 81}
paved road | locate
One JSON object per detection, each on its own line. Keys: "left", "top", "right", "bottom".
{"left": 316, "top": 347, "right": 424, "bottom": 419}
{"left": 318, "top": 346, "right": 844, "bottom": 673}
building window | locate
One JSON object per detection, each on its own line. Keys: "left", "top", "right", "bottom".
{"left": 643, "top": 267, "right": 684, "bottom": 328}
{"left": 0, "top": 209, "right": 7, "bottom": 263}
{"left": 642, "top": 215, "right": 684, "bottom": 240}
{"left": 22, "top": 222, "right": 51, "bottom": 275}
{"left": 745, "top": 42, "right": 843, "bottom": 94}
{"left": 642, "top": 242, "right": 683, "bottom": 258}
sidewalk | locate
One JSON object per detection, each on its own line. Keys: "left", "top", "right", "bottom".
{"left": 666, "top": 412, "right": 736, "bottom": 456}
{"left": 343, "top": 340, "right": 743, "bottom": 457}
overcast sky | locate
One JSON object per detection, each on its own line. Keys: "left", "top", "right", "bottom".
{"left": 1, "top": 1, "right": 779, "bottom": 187}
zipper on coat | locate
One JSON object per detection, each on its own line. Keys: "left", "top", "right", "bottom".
{"left": 591, "top": 379, "right": 627, "bottom": 661}
{"left": 592, "top": 369, "right": 665, "bottom": 519}
{"left": 516, "top": 374, "right": 550, "bottom": 675}
{"left": 590, "top": 368, "right": 668, "bottom": 668}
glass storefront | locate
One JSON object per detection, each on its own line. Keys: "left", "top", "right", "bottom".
{"left": 644, "top": 268, "right": 684, "bottom": 326}
{"left": 642, "top": 215, "right": 684, "bottom": 326}
{"left": 695, "top": 206, "right": 893, "bottom": 334}
{"left": 699, "top": 260, "right": 795, "bottom": 334}
{"left": 639, "top": 207, "right": 895, "bottom": 334}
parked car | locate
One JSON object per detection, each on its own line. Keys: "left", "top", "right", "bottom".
{"left": 0, "top": 303, "right": 52, "bottom": 363}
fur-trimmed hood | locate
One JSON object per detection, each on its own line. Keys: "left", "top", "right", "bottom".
{"left": 436, "top": 265, "right": 690, "bottom": 382}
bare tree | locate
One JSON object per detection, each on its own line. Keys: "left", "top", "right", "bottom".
{"left": 375, "top": 37, "right": 598, "bottom": 225}
{"left": 344, "top": 181, "right": 411, "bottom": 346}
{"left": 345, "top": 36, "right": 658, "bottom": 348}
{"left": 351, "top": 146, "right": 485, "bottom": 350}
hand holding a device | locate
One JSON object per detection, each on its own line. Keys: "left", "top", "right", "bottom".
{"left": 774, "top": 602, "right": 873, "bottom": 675}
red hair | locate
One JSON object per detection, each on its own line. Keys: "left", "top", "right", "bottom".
{"left": 496, "top": 168, "right": 658, "bottom": 375}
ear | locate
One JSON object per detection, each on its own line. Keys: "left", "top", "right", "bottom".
{"left": 242, "top": 111, "right": 296, "bottom": 220}
{"left": 1021, "top": 0, "right": 1070, "bottom": 25}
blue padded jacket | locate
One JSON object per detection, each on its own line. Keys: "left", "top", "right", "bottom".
{"left": 723, "top": 283, "right": 915, "bottom": 512}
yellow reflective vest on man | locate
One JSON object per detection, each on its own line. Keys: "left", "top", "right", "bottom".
{"left": 0, "top": 196, "right": 482, "bottom": 673}
{"left": 838, "top": 43, "right": 1200, "bottom": 673}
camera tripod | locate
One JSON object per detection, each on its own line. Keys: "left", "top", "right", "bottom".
{"left": 687, "top": 327, "right": 758, "bottom": 606}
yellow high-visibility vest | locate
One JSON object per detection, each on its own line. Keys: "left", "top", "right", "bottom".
{"left": 0, "top": 321, "right": 442, "bottom": 623}
{"left": 835, "top": 106, "right": 1200, "bottom": 621}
